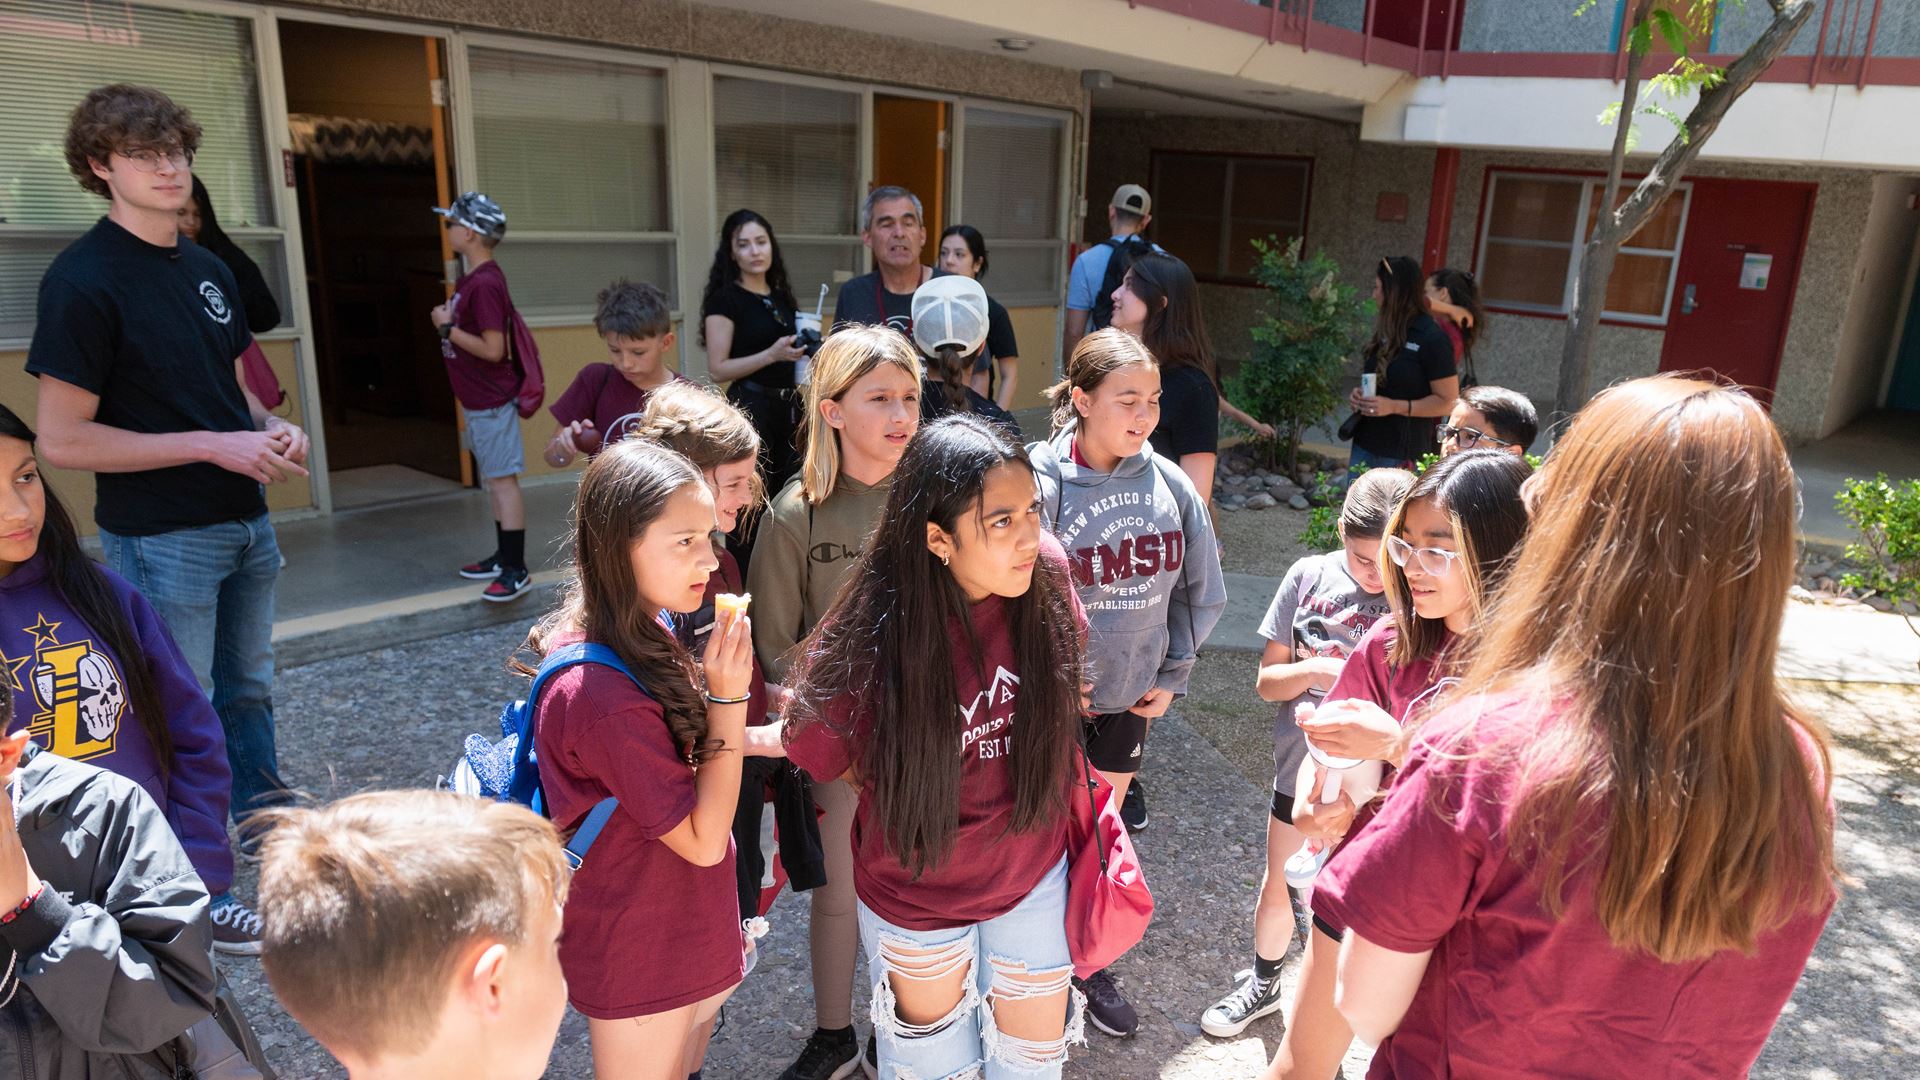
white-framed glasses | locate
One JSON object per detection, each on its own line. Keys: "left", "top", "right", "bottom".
{"left": 1386, "top": 535, "right": 1462, "bottom": 577}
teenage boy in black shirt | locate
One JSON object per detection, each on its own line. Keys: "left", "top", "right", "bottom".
{"left": 26, "top": 85, "right": 306, "bottom": 894}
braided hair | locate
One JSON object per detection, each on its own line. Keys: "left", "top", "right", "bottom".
{"left": 630, "top": 382, "right": 766, "bottom": 533}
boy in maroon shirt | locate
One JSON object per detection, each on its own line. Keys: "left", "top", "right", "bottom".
{"left": 430, "top": 192, "right": 531, "bottom": 603}
{"left": 543, "top": 280, "right": 683, "bottom": 468}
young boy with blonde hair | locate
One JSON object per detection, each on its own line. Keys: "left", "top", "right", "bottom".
{"left": 254, "top": 791, "right": 572, "bottom": 1080}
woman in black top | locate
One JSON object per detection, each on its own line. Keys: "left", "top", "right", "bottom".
{"left": 1108, "top": 252, "right": 1222, "bottom": 506}
{"left": 1349, "top": 255, "right": 1459, "bottom": 471}
{"left": 937, "top": 225, "right": 1023, "bottom": 410}
{"left": 180, "top": 177, "right": 280, "bottom": 334}
{"left": 702, "top": 209, "right": 806, "bottom": 490}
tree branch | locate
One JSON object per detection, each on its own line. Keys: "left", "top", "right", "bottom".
{"left": 1605, "top": 0, "right": 1814, "bottom": 242}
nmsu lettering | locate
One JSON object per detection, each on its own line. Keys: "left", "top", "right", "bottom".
{"left": 1068, "top": 530, "right": 1185, "bottom": 587}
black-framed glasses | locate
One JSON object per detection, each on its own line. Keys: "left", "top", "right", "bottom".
{"left": 1437, "top": 423, "right": 1514, "bottom": 450}
{"left": 118, "top": 146, "right": 194, "bottom": 172}
{"left": 1386, "top": 535, "right": 1462, "bottom": 577}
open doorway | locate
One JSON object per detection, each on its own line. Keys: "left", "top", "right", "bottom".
{"left": 279, "top": 20, "right": 462, "bottom": 509}
{"left": 872, "top": 94, "right": 948, "bottom": 264}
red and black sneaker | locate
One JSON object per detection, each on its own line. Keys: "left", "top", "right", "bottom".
{"left": 482, "top": 565, "right": 532, "bottom": 603}
{"left": 459, "top": 553, "right": 502, "bottom": 580}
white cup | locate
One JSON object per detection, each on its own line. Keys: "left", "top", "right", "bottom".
{"left": 1360, "top": 373, "right": 1377, "bottom": 398}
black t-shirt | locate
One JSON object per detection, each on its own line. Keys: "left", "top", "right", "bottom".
{"left": 26, "top": 218, "right": 264, "bottom": 536}
{"left": 969, "top": 295, "right": 1021, "bottom": 375}
{"left": 1150, "top": 364, "right": 1220, "bottom": 461}
{"left": 704, "top": 282, "right": 797, "bottom": 390}
{"left": 832, "top": 269, "right": 920, "bottom": 337}
{"left": 920, "top": 377, "right": 1019, "bottom": 436}
{"left": 1353, "top": 312, "right": 1457, "bottom": 463}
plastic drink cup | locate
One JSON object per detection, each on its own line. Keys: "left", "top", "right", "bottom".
{"left": 793, "top": 312, "right": 821, "bottom": 385}
{"left": 1360, "top": 373, "right": 1377, "bottom": 398}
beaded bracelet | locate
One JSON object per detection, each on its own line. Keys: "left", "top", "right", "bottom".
{"left": 0, "top": 884, "right": 43, "bottom": 925}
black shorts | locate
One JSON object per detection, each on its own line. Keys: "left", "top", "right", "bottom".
{"left": 1083, "top": 710, "right": 1151, "bottom": 775}
{"left": 1312, "top": 912, "right": 1343, "bottom": 941}
{"left": 1271, "top": 788, "right": 1292, "bottom": 825}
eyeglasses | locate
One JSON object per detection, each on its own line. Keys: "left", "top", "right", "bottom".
{"left": 118, "top": 146, "right": 194, "bottom": 172}
{"left": 1386, "top": 535, "right": 1462, "bottom": 577}
{"left": 1437, "top": 424, "right": 1514, "bottom": 450}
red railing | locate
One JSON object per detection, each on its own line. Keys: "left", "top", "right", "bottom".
{"left": 1125, "top": 0, "right": 1914, "bottom": 88}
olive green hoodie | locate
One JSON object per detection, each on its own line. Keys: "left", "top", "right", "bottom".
{"left": 746, "top": 471, "right": 893, "bottom": 681}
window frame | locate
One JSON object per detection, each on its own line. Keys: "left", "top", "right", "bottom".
{"left": 1472, "top": 167, "right": 1694, "bottom": 327}
{"left": 1147, "top": 149, "right": 1315, "bottom": 288}
{"left": 451, "top": 32, "right": 679, "bottom": 326}
{"left": 950, "top": 98, "right": 1075, "bottom": 308}
{"left": 0, "top": 0, "right": 291, "bottom": 349}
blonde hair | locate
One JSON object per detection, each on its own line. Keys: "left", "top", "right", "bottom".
{"left": 1338, "top": 467, "right": 1416, "bottom": 541}
{"left": 254, "top": 791, "right": 570, "bottom": 1061}
{"left": 1046, "top": 327, "right": 1156, "bottom": 434}
{"left": 632, "top": 380, "right": 765, "bottom": 531}
{"left": 798, "top": 326, "right": 922, "bottom": 504}
{"left": 1452, "top": 375, "right": 1836, "bottom": 961}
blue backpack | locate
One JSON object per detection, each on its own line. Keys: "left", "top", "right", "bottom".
{"left": 450, "top": 642, "right": 638, "bottom": 866}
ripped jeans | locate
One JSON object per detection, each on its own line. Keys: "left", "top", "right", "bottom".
{"left": 856, "top": 857, "right": 1083, "bottom": 1080}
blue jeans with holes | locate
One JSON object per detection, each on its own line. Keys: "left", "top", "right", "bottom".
{"left": 99, "top": 514, "right": 293, "bottom": 824}
{"left": 857, "top": 857, "right": 1081, "bottom": 1080}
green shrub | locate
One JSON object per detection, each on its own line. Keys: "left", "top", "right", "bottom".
{"left": 1836, "top": 474, "right": 1920, "bottom": 638}
{"left": 1226, "top": 237, "right": 1372, "bottom": 476}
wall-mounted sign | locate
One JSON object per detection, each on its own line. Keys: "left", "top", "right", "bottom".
{"left": 1740, "top": 253, "right": 1773, "bottom": 291}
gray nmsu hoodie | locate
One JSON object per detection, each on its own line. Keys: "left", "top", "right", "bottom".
{"left": 1030, "top": 430, "right": 1227, "bottom": 714}
{"left": 0, "top": 745, "right": 216, "bottom": 1080}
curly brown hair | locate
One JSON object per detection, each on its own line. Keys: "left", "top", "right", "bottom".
{"left": 64, "top": 84, "right": 203, "bottom": 198}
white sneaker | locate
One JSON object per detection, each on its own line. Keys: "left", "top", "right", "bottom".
{"left": 1283, "top": 841, "right": 1333, "bottom": 889}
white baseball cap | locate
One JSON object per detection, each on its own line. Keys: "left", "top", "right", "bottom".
{"left": 911, "top": 275, "right": 991, "bottom": 358}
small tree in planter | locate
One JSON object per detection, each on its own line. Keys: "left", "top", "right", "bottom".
{"left": 1836, "top": 474, "right": 1920, "bottom": 645}
{"left": 1227, "top": 237, "right": 1371, "bottom": 477}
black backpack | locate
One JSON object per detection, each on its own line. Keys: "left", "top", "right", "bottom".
{"left": 1088, "top": 234, "right": 1155, "bottom": 331}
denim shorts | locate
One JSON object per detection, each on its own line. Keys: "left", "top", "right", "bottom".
{"left": 462, "top": 402, "right": 525, "bottom": 479}
{"left": 857, "top": 857, "right": 1083, "bottom": 1080}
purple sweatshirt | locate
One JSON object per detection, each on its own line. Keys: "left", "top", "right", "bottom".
{"left": 0, "top": 551, "right": 233, "bottom": 893}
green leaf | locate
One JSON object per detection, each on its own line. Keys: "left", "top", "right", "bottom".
{"left": 1628, "top": 21, "right": 1653, "bottom": 57}
{"left": 1639, "top": 101, "right": 1690, "bottom": 140}
{"left": 1572, "top": 0, "right": 1600, "bottom": 16}
{"left": 1649, "top": 8, "right": 1689, "bottom": 56}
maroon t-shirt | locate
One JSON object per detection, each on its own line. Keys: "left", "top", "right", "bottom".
{"left": 533, "top": 630, "right": 743, "bottom": 1018}
{"left": 785, "top": 535, "right": 1083, "bottom": 931}
{"left": 549, "top": 364, "right": 684, "bottom": 447}
{"left": 1312, "top": 618, "right": 1451, "bottom": 936}
{"left": 441, "top": 260, "right": 520, "bottom": 410}
{"left": 1314, "top": 694, "right": 1834, "bottom": 1079}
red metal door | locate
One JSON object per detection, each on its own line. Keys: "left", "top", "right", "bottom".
{"left": 1658, "top": 178, "right": 1817, "bottom": 402}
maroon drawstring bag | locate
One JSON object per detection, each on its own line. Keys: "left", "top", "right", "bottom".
{"left": 1065, "top": 749, "right": 1154, "bottom": 978}
{"left": 238, "top": 338, "right": 284, "bottom": 411}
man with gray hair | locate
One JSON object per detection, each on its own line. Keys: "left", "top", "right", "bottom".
{"left": 831, "top": 185, "right": 931, "bottom": 337}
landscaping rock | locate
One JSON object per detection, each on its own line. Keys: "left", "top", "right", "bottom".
{"left": 1244, "top": 493, "right": 1278, "bottom": 510}
{"left": 1288, "top": 494, "right": 1310, "bottom": 511}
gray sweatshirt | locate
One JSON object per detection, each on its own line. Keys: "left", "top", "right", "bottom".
{"left": 1030, "top": 430, "right": 1226, "bottom": 713}
{"left": 0, "top": 745, "right": 217, "bottom": 1080}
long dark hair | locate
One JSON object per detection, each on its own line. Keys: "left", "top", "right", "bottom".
{"left": 1368, "top": 255, "right": 1428, "bottom": 367}
{"left": 1125, "top": 252, "right": 1216, "bottom": 386}
{"left": 521, "top": 440, "right": 717, "bottom": 761}
{"left": 699, "top": 208, "right": 798, "bottom": 347}
{"left": 784, "top": 416, "right": 1083, "bottom": 876}
{"left": 1429, "top": 266, "right": 1484, "bottom": 383}
{"left": 940, "top": 224, "right": 989, "bottom": 281}
{"left": 0, "top": 406, "right": 172, "bottom": 773}
{"left": 1381, "top": 449, "right": 1531, "bottom": 669}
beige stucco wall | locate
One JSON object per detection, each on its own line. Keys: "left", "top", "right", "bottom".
{"left": 291, "top": 0, "right": 1084, "bottom": 111}
{"left": 0, "top": 339, "right": 317, "bottom": 535}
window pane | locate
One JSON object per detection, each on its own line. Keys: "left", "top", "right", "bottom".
{"left": 715, "top": 77, "right": 859, "bottom": 237}
{"left": 1586, "top": 185, "right": 1687, "bottom": 251}
{"left": 781, "top": 240, "right": 866, "bottom": 313}
{"left": 960, "top": 108, "right": 1063, "bottom": 242}
{"left": 1602, "top": 252, "right": 1674, "bottom": 318}
{"left": 0, "top": 1, "right": 272, "bottom": 228}
{"left": 1486, "top": 177, "right": 1584, "bottom": 243}
{"left": 0, "top": 235, "right": 71, "bottom": 340}
{"left": 1479, "top": 239, "right": 1572, "bottom": 309}
{"left": 469, "top": 49, "right": 668, "bottom": 233}
{"left": 492, "top": 240, "right": 675, "bottom": 318}
{"left": 979, "top": 243, "right": 1063, "bottom": 303}
{"left": 230, "top": 236, "right": 290, "bottom": 328}
{"left": 1151, "top": 154, "right": 1230, "bottom": 273}
{"left": 1228, "top": 158, "right": 1311, "bottom": 279}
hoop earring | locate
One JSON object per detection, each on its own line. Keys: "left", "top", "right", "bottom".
{"left": 941, "top": 553, "right": 951, "bottom": 567}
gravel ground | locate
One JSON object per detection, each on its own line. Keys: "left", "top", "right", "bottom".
{"left": 1215, "top": 505, "right": 1316, "bottom": 579}
{"left": 221, "top": 626, "right": 1919, "bottom": 1078}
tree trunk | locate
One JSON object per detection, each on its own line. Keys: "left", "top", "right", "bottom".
{"left": 1554, "top": 0, "right": 1814, "bottom": 420}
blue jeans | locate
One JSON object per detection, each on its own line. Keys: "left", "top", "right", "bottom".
{"left": 100, "top": 515, "right": 292, "bottom": 823}
{"left": 857, "top": 857, "right": 1082, "bottom": 1080}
